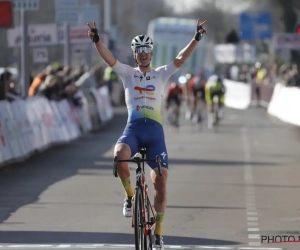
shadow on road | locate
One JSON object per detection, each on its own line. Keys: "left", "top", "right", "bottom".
{"left": 0, "top": 111, "right": 127, "bottom": 224}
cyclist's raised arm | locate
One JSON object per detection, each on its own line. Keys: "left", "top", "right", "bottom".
{"left": 173, "top": 19, "right": 207, "bottom": 68}
{"left": 87, "top": 22, "right": 116, "bottom": 67}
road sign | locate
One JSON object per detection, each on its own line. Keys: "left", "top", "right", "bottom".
{"left": 33, "top": 48, "right": 48, "bottom": 63}
{"left": 239, "top": 12, "right": 272, "bottom": 40}
{"left": 0, "top": 1, "right": 13, "bottom": 28}
{"left": 78, "top": 4, "right": 100, "bottom": 26}
{"left": 12, "top": 0, "right": 39, "bottom": 11}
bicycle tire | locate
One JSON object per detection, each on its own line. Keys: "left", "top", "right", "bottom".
{"left": 144, "top": 185, "right": 152, "bottom": 250}
{"left": 134, "top": 187, "right": 145, "bottom": 250}
{"left": 195, "top": 108, "right": 203, "bottom": 131}
{"left": 213, "top": 105, "right": 219, "bottom": 132}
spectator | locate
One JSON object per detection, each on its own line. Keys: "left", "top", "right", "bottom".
{"left": 37, "top": 74, "right": 60, "bottom": 100}
{"left": 104, "top": 66, "right": 118, "bottom": 94}
{"left": 0, "top": 69, "right": 21, "bottom": 102}
{"left": 28, "top": 65, "right": 55, "bottom": 97}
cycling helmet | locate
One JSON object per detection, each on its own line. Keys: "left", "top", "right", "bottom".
{"left": 170, "top": 82, "right": 177, "bottom": 88}
{"left": 217, "top": 73, "right": 224, "bottom": 81}
{"left": 185, "top": 73, "right": 193, "bottom": 80}
{"left": 131, "top": 35, "right": 154, "bottom": 52}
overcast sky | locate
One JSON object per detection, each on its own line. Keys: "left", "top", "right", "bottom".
{"left": 163, "top": 0, "right": 198, "bottom": 13}
{"left": 163, "top": 0, "right": 252, "bottom": 14}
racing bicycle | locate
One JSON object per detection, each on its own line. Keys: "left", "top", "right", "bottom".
{"left": 113, "top": 148, "right": 163, "bottom": 250}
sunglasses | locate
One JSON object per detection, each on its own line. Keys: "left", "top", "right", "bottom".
{"left": 136, "top": 46, "right": 152, "bottom": 54}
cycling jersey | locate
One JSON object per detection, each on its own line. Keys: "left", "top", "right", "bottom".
{"left": 166, "top": 84, "right": 183, "bottom": 97}
{"left": 112, "top": 60, "right": 179, "bottom": 124}
{"left": 205, "top": 79, "right": 225, "bottom": 105}
{"left": 205, "top": 79, "right": 225, "bottom": 92}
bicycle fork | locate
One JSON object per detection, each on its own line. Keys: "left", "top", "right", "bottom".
{"left": 132, "top": 186, "right": 156, "bottom": 238}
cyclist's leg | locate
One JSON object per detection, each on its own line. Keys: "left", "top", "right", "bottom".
{"left": 192, "top": 89, "right": 203, "bottom": 123}
{"left": 115, "top": 128, "right": 140, "bottom": 217}
{"left": 190, "top": 90, "right": 196, "bottom": 122}
{"left": 205, "top": 87, "right": 214, "bottom": 128}
{"left": 174, "top": 95, "right": 181, "bottom": 126}
{"left": 211, "top": 91, "right": 220, "bottom": 123}
{"left": 185, "top": 90, "right": 194, "bottom": 120}
{"left": 219, "top": 93, "right": 225, "bottom": 119}
{"left": 165, "top": 96, "right": 171, "bottom": 110}
{"left": 144, "top": 126, "right": 168, "bottom": 242}
{"left": 115, "top": 131, "right": 139, "bottom": 178}
{"left": 166, "top": 96, "right": 174, "bottom": 124}
{"left": 199, "top": 87, "right": 206, "bottom": 120}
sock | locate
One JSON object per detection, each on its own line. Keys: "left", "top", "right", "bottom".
{"left": 120, "top": 177, "right": 134, "bottom": 197}
{"left": 154, "top": 211, "right": 165, "bottom": 236}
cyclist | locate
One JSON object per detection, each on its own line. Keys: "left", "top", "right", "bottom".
{"left": 205, "top": 75, "right": 226, "bottom": 128}
{"left": 165, "top": 81, "right": 183, "bottom": 127}
{"left": 87, "top": 19, "right": 207, "bottom": 250}
{"left": 184, "top": 73, "right": 194, "bottom": 120}
{"left": 188, "top": 71, "right": 207, "bottom": 123}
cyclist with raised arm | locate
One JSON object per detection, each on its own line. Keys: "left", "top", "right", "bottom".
{"left": 87, "top": 19, "right": 207, "bottom": 250}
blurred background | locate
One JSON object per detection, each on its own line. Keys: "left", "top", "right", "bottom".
{"left": 0, "top": 0, "right": 300, "bottom": 103}
{"left": 0, "top": 2, "right": 300, "bottom": 248}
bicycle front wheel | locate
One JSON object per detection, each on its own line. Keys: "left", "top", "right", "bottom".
{"left": 134, "top": 187, "right": 145, "bottom": 250}
{"left": 213, "top": 103, "right": 219, "bottom": 133}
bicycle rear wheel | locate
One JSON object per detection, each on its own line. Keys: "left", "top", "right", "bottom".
{"left": 134, "top": 187, "right": 145, "bottom": 250}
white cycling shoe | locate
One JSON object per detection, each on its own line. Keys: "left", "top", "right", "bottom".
{"left": 123, "top": 196, "right": 132, "bottom": 217}
{"left": 153, "top": 234, "right": 164, "bottom": 250}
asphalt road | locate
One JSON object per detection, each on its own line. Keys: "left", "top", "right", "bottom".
{"left": 0, "top": 104, "right": 299, "bottom": 250}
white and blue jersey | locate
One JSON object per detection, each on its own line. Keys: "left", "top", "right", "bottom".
{"left": 112, "top": 60, "right": 179, "bottom": 169}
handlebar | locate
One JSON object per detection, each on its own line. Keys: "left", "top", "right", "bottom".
{"left": 113, "top": 155, "right": 163, "bottom": 178}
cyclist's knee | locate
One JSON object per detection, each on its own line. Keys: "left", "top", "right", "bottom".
{"left": 151, "top": 168, "right": 168, "bottom": 190}
{"left": 114, "top": 143, "right": 131, "bottom": 159}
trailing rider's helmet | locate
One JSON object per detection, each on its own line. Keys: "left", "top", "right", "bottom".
{"left": 131, "top": 35, "right": 154, "bottom": 52}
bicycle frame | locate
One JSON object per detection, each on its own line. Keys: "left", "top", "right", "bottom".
{"left": 113, "top": 148, "right": 163, "bottom": 238}
{"left": 132, "top": 159, "right": 156, "bottom": 237}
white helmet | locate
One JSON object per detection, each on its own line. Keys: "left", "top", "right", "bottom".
{"left": 131, "top": 35, "right": 154, "bottom": 52}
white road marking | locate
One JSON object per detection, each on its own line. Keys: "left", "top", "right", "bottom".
{"left": 242, "top": 127, "right": 261, "bottom": 247}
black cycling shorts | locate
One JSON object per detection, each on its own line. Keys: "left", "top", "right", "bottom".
{"left": 167, "top": 95, "right": 181, "bottom": 106}
{"left": 193, "top": 86, "right": 205, "bottom": 100}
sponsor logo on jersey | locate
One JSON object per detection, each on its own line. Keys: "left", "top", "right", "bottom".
{"left": 134, "top": 96, "right": 156, "bottom": 101}
{"left": 136, "top": 105, "right": 154, "bottom": 111}
{"left": 134, "top": 85, "right": 155, "bottom": 95}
